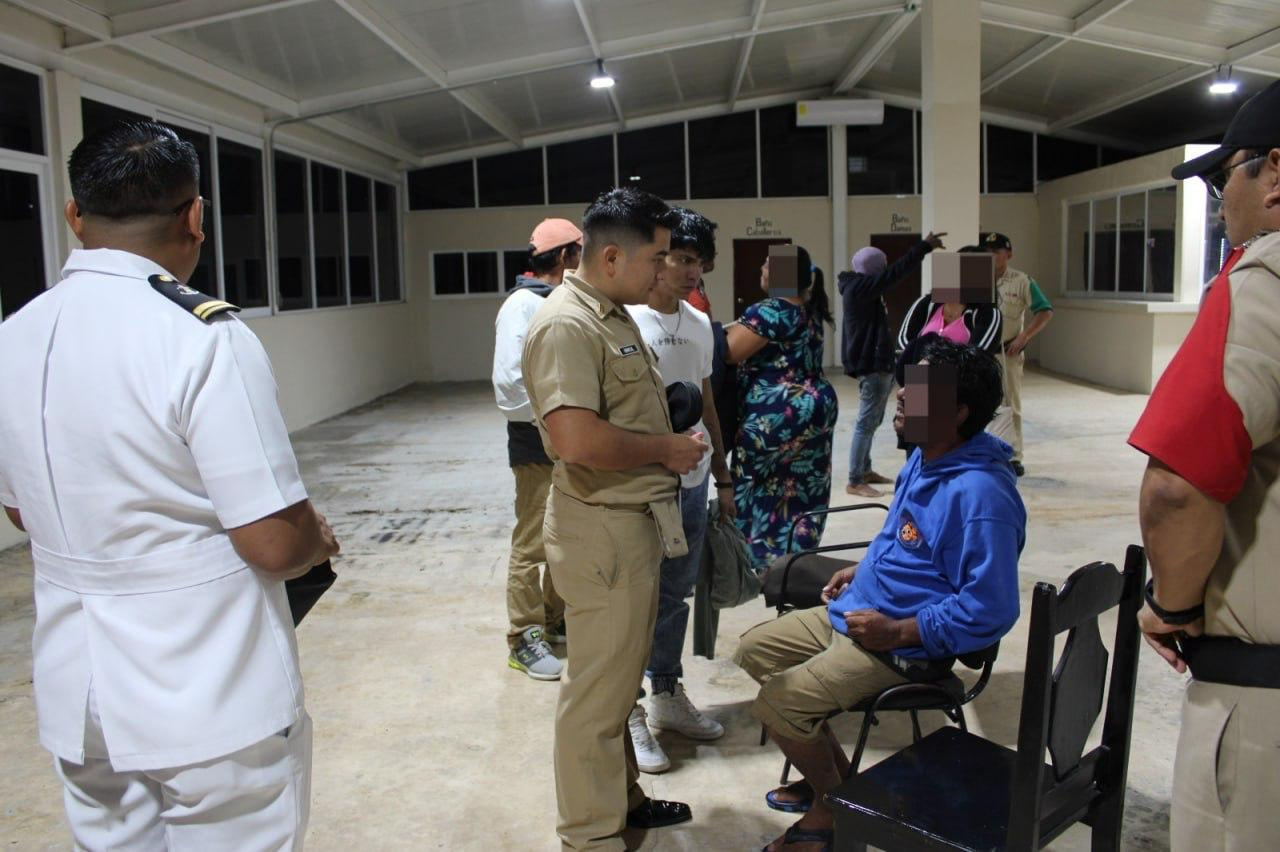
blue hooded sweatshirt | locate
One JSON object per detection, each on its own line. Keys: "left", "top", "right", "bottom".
{"left": 827, "top": 431, "right": 1026, "bottom": 659}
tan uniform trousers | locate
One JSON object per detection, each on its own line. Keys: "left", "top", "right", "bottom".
{"left": 734, "top": 606, "right": 907, "bottom": 742}
{"left": 989, "top": 350, "right": 1024, "bottom": 462}
{"left": 544, "top": 486, "right": 663, "bottom": 852}
{"left": 1171, "top": 680, "right": 1280, "bottom": 852}
{"left": 507, "top": 463, "right": 564, "bottom": 648}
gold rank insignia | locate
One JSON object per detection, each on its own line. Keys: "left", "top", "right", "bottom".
{"left": 148, "top": 274, "right": 240, "bottom": 323}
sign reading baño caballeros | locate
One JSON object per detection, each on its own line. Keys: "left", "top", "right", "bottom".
{"left": 747, "top": 217, "right": 784, "bottom": 236}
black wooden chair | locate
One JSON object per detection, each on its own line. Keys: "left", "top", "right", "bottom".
{"left": 826, "top": 544, "right": 1146, "bottom": 852}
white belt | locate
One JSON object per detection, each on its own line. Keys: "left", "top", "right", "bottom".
{"left": 31, "top": 535, "right": 248, "bottom": 595}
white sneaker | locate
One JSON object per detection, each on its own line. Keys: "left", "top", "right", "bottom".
{"left": 628, "top": 704, "right": 670, "bottom": 773}
{"left": 648, "top": 684, "right": 725, "bottom": 741}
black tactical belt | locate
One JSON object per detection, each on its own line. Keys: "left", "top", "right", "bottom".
{"left": 1179, "top": 635, "right": 1280, "bottom": 689}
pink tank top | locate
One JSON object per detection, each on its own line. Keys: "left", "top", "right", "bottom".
{"left": 920, "top": 305, "right": 971, "bottom": 345}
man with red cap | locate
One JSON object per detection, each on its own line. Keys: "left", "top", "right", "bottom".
{"left": 1129, "top": 78, "right": 1280, "bottom": 850}
{"left": 492, "top": 218, "right": 582, "bottom": 680}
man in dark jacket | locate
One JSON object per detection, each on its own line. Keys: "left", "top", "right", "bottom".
{"left": 839, "top": 232, "right": 944, "bottom": 497}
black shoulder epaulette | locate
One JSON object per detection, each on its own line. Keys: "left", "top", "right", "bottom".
{"left": 149, "top": 274, "right": 240, "bottom": 323}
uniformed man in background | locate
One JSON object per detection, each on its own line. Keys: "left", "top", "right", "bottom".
{"left": 0, "top": 121, "right": 338, "bottom": 848}
{"left": 523, "top": 187, "right": 707, "bottom": 850}
{"left": 981, "top": 232, "right": 1053, "bottom": 477}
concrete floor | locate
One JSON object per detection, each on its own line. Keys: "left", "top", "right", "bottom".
{"left": 0, "top": 367, "right": 1187, "bottom": 851}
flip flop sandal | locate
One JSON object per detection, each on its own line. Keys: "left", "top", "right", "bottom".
{"left": 762, "top": 823, "right": 834, "bottom": 851}
{"left": 764, "top": 785, "right": 813, "bottom": 813}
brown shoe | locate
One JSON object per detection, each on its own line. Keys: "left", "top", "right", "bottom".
{"left": 845, "top": 483, "right": 883, "bottom": 498}
{"left": 863, "top": 470, "right": 893, "bottom": 485}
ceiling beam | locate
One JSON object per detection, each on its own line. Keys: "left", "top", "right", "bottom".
{"left": 1226, "top": 25, "right": 1280, "bottom": 65}
{"left": 1071, "top": 0, "right": 1136, "bottom": 33}
{"left": 5, "top": 0, "right": 111, "bottom": 40}
{"left": 980, "top": 0, "right": 1135, "bottom": 93}
{"left": 728, "top": 0, "right": 770, "bottom": 109}
{"left": 308, "top": 115, "right": 419, "bottom": 163}
{"left": 63, "top": 0, "right": 311, "bottom": 52}
{"left": 570, "top": 0, "right": 626, "bottom": 126}
{"left": 331, "top": 0, "right": 521, "bottom": 144}
{"left": 833, "top": 1, "right": 919, "bottom": 93}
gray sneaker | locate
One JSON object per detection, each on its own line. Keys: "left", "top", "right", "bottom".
{"left": 508, "top": 626, "right": 562, "bottom": 681}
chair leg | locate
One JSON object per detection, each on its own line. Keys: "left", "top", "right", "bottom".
{"left": 910, "top": 709, "right": 923, "bottom": 742}
{"left": 847, "top": 711, "right": 878, "bottom": 778}
{"left": 780, "top": 758, "right": 791, "bottom": 785}
{"left": 759, "top": 722, "right": 768, "bottom": 747}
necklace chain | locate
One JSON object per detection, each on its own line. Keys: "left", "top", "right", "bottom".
{"left": 654, "top": 304, "right": 682, "bottom": 337}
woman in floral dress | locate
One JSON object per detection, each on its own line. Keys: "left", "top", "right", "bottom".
{"left": 725, "top": 246, "right": 839, "bottom": 566}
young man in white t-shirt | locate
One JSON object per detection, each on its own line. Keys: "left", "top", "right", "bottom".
{"left": 624, "top": 207, "right": 734, "bottom": 772}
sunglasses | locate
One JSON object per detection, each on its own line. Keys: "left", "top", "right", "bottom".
{"left": 1203, "top": 155, "right": 1266, "bottom": 200}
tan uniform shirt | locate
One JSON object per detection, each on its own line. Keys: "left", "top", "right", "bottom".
{"left": 522, "top": 273, "right": 678, "bottom": 507}
{"left": 996, "top": 267, "right": 1033, "bottom": 345}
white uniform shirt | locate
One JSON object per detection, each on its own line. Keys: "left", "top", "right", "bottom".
{"left": 626, "top": 302, "right": 714, "bottom": 489}
{"left": 493, "top": 284, "right": 552, "bottom": 421}
{"left": 0, "top": 249, "right": 308, "bottom": 771}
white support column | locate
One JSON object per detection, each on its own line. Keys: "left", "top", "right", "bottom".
{"left": 921, "top": 0, "right": 981, "bottom": 291}
{"left": 830, "top": 125, "right": 848, "bottom": 369}
{"left": 46, "top": 69, "right": 83, "bottom": 261}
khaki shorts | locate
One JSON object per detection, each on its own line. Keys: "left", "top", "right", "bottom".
{"left": 734, "top": 606, "right": 907, "bottom": 742}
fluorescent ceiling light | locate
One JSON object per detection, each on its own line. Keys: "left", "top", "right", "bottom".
{"left": 1210, "top": 65, "right": 1238, "bottom": 95}
{"left": 591, "top": 59, "right": 615, "bottom": 89}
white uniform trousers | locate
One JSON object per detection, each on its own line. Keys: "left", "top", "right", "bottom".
{"left": 55, "top": 691, "right": 312, "bottom": 851}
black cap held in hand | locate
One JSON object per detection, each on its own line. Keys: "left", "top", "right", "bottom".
{"left": 665, "top": 381, "right": 704, "bottom": 434}
{"left": 1172, "top": 78, "right": 1280, "bottom": 180}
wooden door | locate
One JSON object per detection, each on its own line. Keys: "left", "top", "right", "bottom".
{"left": 869, "top": 233, "right": 922, "bottom": 336}
{"left": 732, "top": 237, "right": 791, "bottom": 319}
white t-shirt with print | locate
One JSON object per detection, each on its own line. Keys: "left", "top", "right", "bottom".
{"left": 626, "top": 301, "right": 714, "bottom": 489}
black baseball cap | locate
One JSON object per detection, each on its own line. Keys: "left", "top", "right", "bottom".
{"left": 1172, "top": 79, "right": 1280, "bottom": 180}
{"left": 979, "top": 232, "right": 1012, "bottom": 252}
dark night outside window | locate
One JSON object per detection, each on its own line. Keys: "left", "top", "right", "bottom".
{"left": 986, "top": 124, "right": 1034, "bottom": 193}
{"left": 467, "top": 252, "right": 499, "bottom": 294}
{"left": 408, "top": 160, "right": 474, "bottom": 209}
{"left": 216, "top": 139, "right": 268, "bottom": 308}
{"left": 504, "top": 249, "right": 531, "bottom": 289}
{"left": 274, "top": 152, "right": 313, "bottom": 311}
{"left": 80, "top": 99, "right": 148, "bottom": 142}
{"left": 617, "top": 124, "right": 685, "bottom": 200}
{"left": 477, "top": 149, "right": 543, "bottom": 207}
{"left": 547, "top": 136, "right": 615, "bottom": 204}
{"left": 1037, "top": 135, "right": 1099, "bottom": 182}
{"left": 689, "top": 112, "right": 757, "bottom": 199}
{"left": 434, "top": 252, "right": 465, "bottom": 295}
{"left": 760, "top": 105, "right": 828, "bottom": 197}
{"left": 162, "top": 123, "right": 218, "bottom": 296}
{"left": 375, "top": 181, "right": 401, "bottom": 301}
{"left": 848, "top": 105, "right": 914, "bottom": 195}
{"left": 0, "top": 170, "right": 47, "bottom": 318}
{"left": 0, "top": 63, "right": 44, "bottom": 155}
{"left": 346, "top": 172, "right": 375, "bottom": 303}
{"left": 311, "top": 162, "right": 346, "bottom": 307}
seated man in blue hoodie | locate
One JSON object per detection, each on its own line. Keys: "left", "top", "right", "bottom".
{"left": 735, "top": 337, "right": 1025, "bottom": 852}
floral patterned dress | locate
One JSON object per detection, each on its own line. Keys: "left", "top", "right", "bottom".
{"left": 732, "top": 298, "right": 839, "bottom": 566}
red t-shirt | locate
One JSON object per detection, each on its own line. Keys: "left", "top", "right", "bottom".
{"left": 1128, "top": 247, "right": 1251, "bottom": 503}
{"left": 685, "top": 283, "right": 711, "bottom": 318}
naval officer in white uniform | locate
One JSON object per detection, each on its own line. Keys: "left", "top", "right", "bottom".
{"left": 0, "top": 121, "right": 339, "bottom": 849}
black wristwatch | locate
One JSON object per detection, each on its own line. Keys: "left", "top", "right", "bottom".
{"left": 1144, "top": 578, "right": 1204, "bottom": 625}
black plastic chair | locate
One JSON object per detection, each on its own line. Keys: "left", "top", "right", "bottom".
{"left": 761, "top": 503, "right": 889, "bottom": 614}
{"left": 826, "top": 545, "right": 1146, "bottom": 852}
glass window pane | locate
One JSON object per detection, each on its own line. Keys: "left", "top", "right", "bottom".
{"left": 0, "top": 169, "right": 48, "bottom": 319}
{"left": 548, "top": 136, "right": 614, "bottom": 204}
{"left": 0, "top": 63, "right": 44, "bottom": 155}
{"left": 618, "top": 123, "right": 685, "bottom": 200}
{"left": 1117, "top": 192, "right": 1146, "bottom": 293}
{"left": 274, "top": 151, "right": 312, "bottom": 311}
{"left": 80, "top": 98, "right": 149, "bottom": 141}
{"left": 345, "top": 172, "right": 375, "bottom": 304}
{"left": 1204, "top": 194, "right": 1228, "bottom": 285}
{"left": 477, "top": 149, "right": 543, "bottom": 207}
{"left": 1092, "top": 198, "right": 1118, "bottom": 292}
{"left": 433, "top": 252, "right": 464, "bottom": 295}
{"left": 467, "top": 251, "right": 499, "bottom": 294}
{"left": 986, "top": 125, "right": 1033, "bottom": 193}
{"left": 1065, "top": 201, "right": 1090, "bottom": 292}
{"left": 1037, "top": 135, "right": 1098, "bottom": 182}
{"left": 760, "top": 105, "right": 827, "bottom": 198}
{"left": 311, "top": 162, "right": 346, "bottom": 307}
{"left": 689, "top": 112, "right": 756, "bottom": 199}
{"left": 163, "top": 123, "right": 217, "bottom": 296}
{"left": 216, "top": 139, "right": 267, "bottom": 309}
{"left": 504, "top": 248, "right": 530, "bottom": 289}
{"left": 375, "top": 181, "right": 401, "bottom": 302}
{"left": 848, "top": 105, "right": 914, "bottom": 195}
{"left": 1148, "top": 186, "right": 1176, "bottom": 295}
{"left": 408, "top": 160, "right": 473, "bottom": 209}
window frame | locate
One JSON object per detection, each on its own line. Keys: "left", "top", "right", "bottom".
{"left": 429, "top": 248, "right": 527, "bottom": 300}
{"left": 1060, "top": 179, "right": 1179, "bottom": 302}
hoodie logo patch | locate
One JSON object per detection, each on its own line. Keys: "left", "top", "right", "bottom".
{"left": 898, "top": 519, "right": 923, "bottom": 550}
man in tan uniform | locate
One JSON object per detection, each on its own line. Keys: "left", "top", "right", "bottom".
{"left": 1129, "top": 79, "right": 1280, "bottom": 851}
{"left": 981, "top": 232, "right": 1053, "bottom": 477}
{"left": 523, "top": 187, "right": 708, "bottom": 851}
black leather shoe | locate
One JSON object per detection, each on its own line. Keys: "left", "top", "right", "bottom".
{"left": 1011, "top": 460, "right": 1025, "bottom": 477}
{"left": 626, "top": 798, "right": 692, "bottom": 829}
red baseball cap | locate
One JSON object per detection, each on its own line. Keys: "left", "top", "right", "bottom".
{"left": 530, "top": 218, "right": 583, "bottom": 254}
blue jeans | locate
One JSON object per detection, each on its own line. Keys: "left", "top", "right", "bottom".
{"left": 848, "top": 372, "right": 895, "bottom": 484}
{"left": 646, "top": 476, "right": 711, "bottom": 693}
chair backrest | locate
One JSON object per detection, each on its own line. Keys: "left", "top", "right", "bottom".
{"left": 1006, "top": 545, "right": 1146, "bottom": 850}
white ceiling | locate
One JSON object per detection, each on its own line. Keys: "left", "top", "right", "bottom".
{"left": 10, "top": 0, "right": 1280, "bottom": 165}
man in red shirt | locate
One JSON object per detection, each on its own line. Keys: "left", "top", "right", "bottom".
{"left": 1128, "top": 79, "right": 1280, "bottom": 851}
